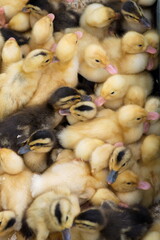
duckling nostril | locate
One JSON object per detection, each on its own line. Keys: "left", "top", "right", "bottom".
{"left": 81, "top": 95, "right": 92, "bottom": 101}
{"left": 18, "top": 144, "right": 31, "bottom": 155}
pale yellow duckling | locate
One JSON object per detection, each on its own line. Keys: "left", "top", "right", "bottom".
{"left": 80, "top": 3, "right": 117, "bottom": 39}
{"left": 144, "top": 96, "right": 160, "bottom": 135}
{"left": 1, "top": 37, "right": 22, "bottom": 72}
{"left": 102, "top": 31, "right": 157, "bottom": 74}
{"left": 94, "top": 71, "right": 153, "bottom": 109}
{"left": 0, "top": 148, "right": 32, "bottom": 234}
{"left": 144, "top": 30, "right": 159, "bottom": 71}
{"left": 58, "top": 105, "right": 147, "bottom": 150}
{"left": 0, "top": 48, "right": 53, "bottom": 120}
{"left": 110, "top": 170, "right": 151, "bottom": 206}
{"left": 29, "top": 13, "right": 55, "bottom": 50}
{"left": 0, "top": 0, "right": 29, "bottom": 24}
{"left": 28, "top": 32, "right": 82, "bottom": 106}
{"left": 21, "top": 189, "right": 80, "bottom": 240}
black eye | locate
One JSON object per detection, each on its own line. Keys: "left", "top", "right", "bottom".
{"left": 66, "top": 216, "right": 68, "bottom": 221}
{"left": 108, "top": 18, "right": 112, "bottom": 20}
{"left": 127, "top": 182, "right": 131, "bottom": 185}
{"left": 136, "top": 117, "right": 141, "bottom": 120}
{"left": 110, "top": 91, "right": 115, "bottom": 95}
{"left": 45, "top": 59, "right": 50, "bottom": 63}
{"left": 138, "top": 44, "right": 142, "bottom": 47}
{"left": 95, "top": 59, "right": 100, "bottom": 62}
{"left": 122, "top": 163, "right": 126, "bottom": 167}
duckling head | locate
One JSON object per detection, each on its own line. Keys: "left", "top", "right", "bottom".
{"left": 31, "top": 13, "right": 55, "bottom": 44}
{"left": 110, "top": 170, "right": 150, "bottom": 192}
{"left": 50, "top": 197, "right": 80, "bottom": 232}
{"left": 122, "top": 31, "right": 148, "bottom": 53}
{"left": 73, "top": 208, "right": 106, "bottom": 232}
{"left": 18, "top": 129, "right": 56, "bottom": 154}
{"left": 22, "top": 48, "right": 54, "bottom": 72}
{"left": 1, "top": 37, "right": 22, "bottom": 65}
{"left": 48, "top": 86, "right": 91, "bottom": 110}
{"left": 55, "top": 32, "right": 82, "bottom": 62}
{"left": 22, "top": 4, "right": 47, "bottom": 15}
{"left": 117, "top": 104, "right": 147, "bottom": 128}
{"left": 84, "top": 44, "right": 117, "bottom": 74}
{"left": 85, "top": 4, "right": 117, "bottom": 28}
{"left": 0, "top": 148, "right": 24, "bottom": 174}
{"left": 101, "top": 75, "right": 128, "bottom": 101}
{"left": 121, "top": 0, "right": 151, "bottom": 29}
{"left": 107, "top": 146, "right": 133, "bottom": 184}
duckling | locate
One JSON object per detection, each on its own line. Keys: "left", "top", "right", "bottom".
{"left": 60, "top": 101, "right": 97, "bottom": 125}
{"left": 21, "top": 189, "right": 80, "bottom": 240}
{"left": 0, "top": 0, "right": 29, "bottom": 26}
{"left": 79, "top": 3, "right": 117, "bottom": 39}
{"left": 110, "top": 170, "right": 151, "bottom": 206}
{"left": 137, "top": 0, "right": 157, "bottom": 6}
{"left": 27, "top": 32, "right": 82, "bottom": 106}
{"left": 18, "top": 129, "right": 57, "bottom": 173}
{"left": 94, "top": 71, "right": 153, "bottom": 109}
{"left": 0, "top": 148, "right": 33, "bottom": 234}
{"left": 29, "top": 13, "right": 55, "bottom": 51}
{"left": 0, "top": 48, "right": 54, "bottom": 120}
{"left": 102, "top": 31, "right": 157, "bottom": 74}
{"left": 144, "top": 96, "right": 160, "bottom": 135}
{"left": 1, "top": 37, "right": 22, "bottom": 72}
{"left": 8, "top": 4, "right": 48, "bottom": 32}
{"left": 0, "top": 86, "right": 84, "bottom": 152}
{"left": 58, "top": 105, "right": 148, "bottom": 150}
{"left": 144, "top": 30, "right": 159, "bottom": 71}
{"left": 72, "top": 201, "right": 153, "bottom": 240}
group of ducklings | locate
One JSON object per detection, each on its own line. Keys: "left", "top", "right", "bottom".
{"left": 0, "top": 0, "right": 159, "bottom": 240}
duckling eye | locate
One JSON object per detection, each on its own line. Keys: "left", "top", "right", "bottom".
{"left": 127, "top": 182, "right": 132, "bottom": 185}
{"left": 76, "top": 114, "right": 81, "bottom": 116}
{"left": 66, "top": 216, "right": 69, "bottom": 221}
{"left": 45, "top": 59, "right": 50, "bottom": 63}
{"left": 138, "top": 44, "right": 142, "bottom": 47}
{"left": 122, "top": 163, "right": 126, "bottom": 167}
{"left": 108, "top": 18, "right": 112, "bottom": 20}
{"left": 136, "top": 117, "right": 141, "bottom": 120}
{"left": 110, "top": 91, "right": 115, "bottom": 95}
{"left": 95, "top": 59, "right": 100, "bottom": 63}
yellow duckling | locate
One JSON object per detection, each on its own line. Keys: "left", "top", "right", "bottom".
{"left": 0, "top": 48, "right": 53, "bottom": 120}
{"left": 1, "top": 37, "right": 22, "bottom": 72}
{"left": 80, "top": 3, "right": 117, "bottom": 39}
{"left": 144, "top": 96, "right": 160, "bottom": 135}
{"left": 110, "top": 170, "right": 151, "bottom": 206}
{"left": 58, "top": 105, "right": 148, "bottom": 150}
{"left": 0, "top": 148, "right": 32, "bottom": 235}
{"left": 102, "top": 30, "right": 157, "bottom": 74}
{"left": 28, "top": 32, "right": 82, "bottom": 106}
{"left": 94, "top": 71, "right": 153, "bottom": 109}
{"left": 21, "top": 189, "right": 80, "bottom": 240}
{"left": 29, "top": 13, "right": 55, "bottom": 50}
{"left": 0, "top": 0, "right": 29, "bottom": 24}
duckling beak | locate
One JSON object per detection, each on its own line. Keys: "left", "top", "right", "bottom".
{"left": 139, "top": 16, "right": 151, "bottom": 29}
{"left": 58, "top": 109, "right": 71, "bottom": 116}
{"left": 62, "top": 228, "right": 71, "bottom": 240}
{"left": 107, "top": 170, "right": 118, "bottom": 184}
{"left": 104, "top": 64, "right": 118, "bottom": 74}
{"left": 18, "top": 144, "right": 31, "bottom": 155}
{"left": 81, "top": 95, "right": 92, "bottom": 101}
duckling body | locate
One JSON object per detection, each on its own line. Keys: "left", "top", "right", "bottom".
{"left": 0, "top": 49, "right": 53, "bottom": 120}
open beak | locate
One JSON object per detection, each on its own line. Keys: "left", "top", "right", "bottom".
{"left": 18, "top": 144, "right": 31, "bottom": 155}
{"left": 62, "top": 228, "right": 71, "bottom": 240}
{"left": 107, "top": 170, "right": 118, "bottom": 184}
{"left": 140, "top": 16, "right": 151, "bottom": 29}
{"left": 59, "top": 109, "right": 71, "bottom": 116}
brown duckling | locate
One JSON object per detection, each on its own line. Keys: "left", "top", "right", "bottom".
{"left": 0, "top": 48, "right": 54, "bottom": 120}
{"left": 0, "top": 86, "right": 87, "bottom": 153}
{"left": 21, "top": 189, "right": 80, "bottom": 240}
{"left": 72, "top": 201, "right": 153, "bottom": 240}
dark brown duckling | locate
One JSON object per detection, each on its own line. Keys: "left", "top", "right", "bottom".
{"left": 0, "top": 86, "right": 89, "bottom": 153}
{"left": 72, "top": 201, "right": 153, "bottom": 240}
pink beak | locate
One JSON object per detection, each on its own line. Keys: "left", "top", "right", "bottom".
{"left": 146, "top": 45, "right": 157, "bottom": 54}
{"left": 104, "top": 64, "right": 118, "bottom": 74}
{"left": 47, "top": 13, "right": 55, "bottom": 21}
